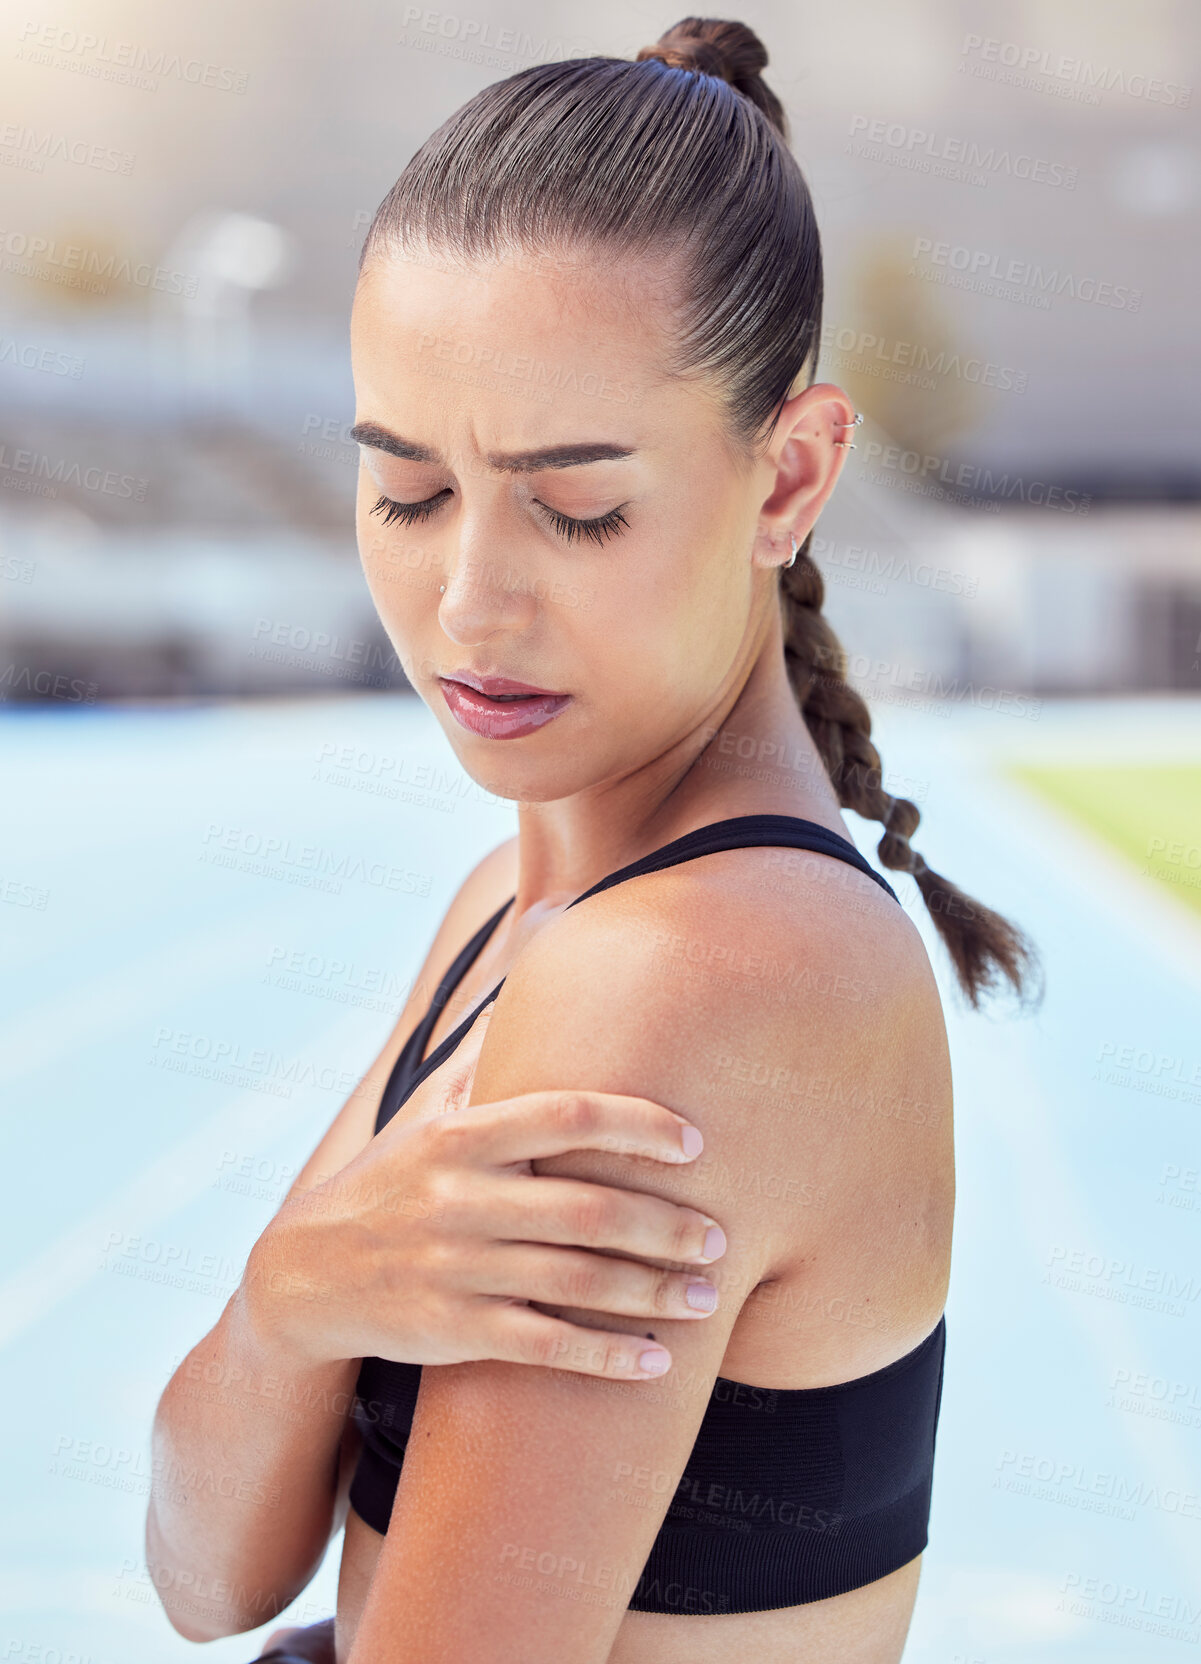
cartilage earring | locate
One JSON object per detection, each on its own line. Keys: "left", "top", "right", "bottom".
{"left": 785, "top": 532, "right": 798, "bottom": 568}
{"left": 833, "top": 412, "right": 862, "bottom": 449}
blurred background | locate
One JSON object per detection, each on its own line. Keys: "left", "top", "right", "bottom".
{"left": 1, "top": 1, "right": 1198, "bottom": 1660}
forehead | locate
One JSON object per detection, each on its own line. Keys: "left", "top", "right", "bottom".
{"left": 350, "top": 248, "right": 719, "bottom": 453}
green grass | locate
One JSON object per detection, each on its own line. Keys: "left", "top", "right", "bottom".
{"left": 1010, "top": 765, "right": 1201, "bottom": 920}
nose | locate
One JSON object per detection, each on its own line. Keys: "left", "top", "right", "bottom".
{"left": 436, "top": 542, "right": 536, "bottom": 645}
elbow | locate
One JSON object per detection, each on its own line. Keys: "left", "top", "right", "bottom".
{"left": 144, "top": 1501, "right": 299, "bottom": 1643}
{"left": 151, "top": 1569, "right": 294, "bottom": 1645}
{"left": 159, "top": 1604, "right": 241, "bottom": 1646}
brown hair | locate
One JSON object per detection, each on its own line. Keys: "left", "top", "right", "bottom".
{"left": 359, "top": 16, "right": 1040, "bottom": 1011}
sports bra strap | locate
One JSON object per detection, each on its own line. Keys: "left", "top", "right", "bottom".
{"left": 375, "top": 814, "right": 897, "bottom": 1132}
{"left": 564, "top": 814, "right": 898, "bottom": 908}
{"left": 392, "top": 895, "right": 516, "bottom": 1089}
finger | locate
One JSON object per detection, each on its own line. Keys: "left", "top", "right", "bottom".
{"left": 441, "top": 1089, "right": 706, "bottom": 1169}
{"left": 423, "top": 1000, "right": 498, "bottom": 1115}
{"left": 478, "top": 1241, "right": 719, "bottom": 1320}
{"left": 480, "top": 1300, "right": 676, "bottom": 1380}
{"left": 476, "top": 1170, "right": 725, "bottom": 1266}
{"left": 410, "top": 1001, "right": 496, "bottom": 1119}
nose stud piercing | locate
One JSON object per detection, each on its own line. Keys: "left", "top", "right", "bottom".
{"left": 833, "top": 412, "right": 862, "bottom": 449}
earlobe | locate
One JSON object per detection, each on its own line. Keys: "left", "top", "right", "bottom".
{"left": 751, "top": 523, "right": 800, "bottom": 572}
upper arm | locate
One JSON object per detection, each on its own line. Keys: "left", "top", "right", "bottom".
{"left": 344, "top": 879, "right": 878, "bottom": 1663}
{"left": 278, "top": 835, "right": 518, "bottom": 1206}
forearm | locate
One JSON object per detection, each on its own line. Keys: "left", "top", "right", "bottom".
{"left": 145, "top": 1268, "right": 360, "bottom": 1642}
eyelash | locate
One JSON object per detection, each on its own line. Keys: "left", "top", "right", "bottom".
{"left": 369, "top": 491, "right": 629, "bottom": 547}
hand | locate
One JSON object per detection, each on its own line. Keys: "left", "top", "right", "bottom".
{"left": 243, "top": 1002, "right": 727, "bottom": 1380}
{"left": 256, "top": 1615, "right": 335, "bottom": 1661}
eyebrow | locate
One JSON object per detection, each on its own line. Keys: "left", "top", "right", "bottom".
{"left": 348, "top": 420, "right": 636, "bottom": 475}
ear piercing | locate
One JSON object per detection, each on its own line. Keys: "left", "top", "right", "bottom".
{"left": 775, "top": 414, "right": 858, "bottom": 572}
{"left": 833, "top": 412, "right": 862, "bottom": 449}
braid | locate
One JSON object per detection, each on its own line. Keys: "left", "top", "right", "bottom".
{"left": 780, "top": 534, "right": 1040, "bottom": 1010}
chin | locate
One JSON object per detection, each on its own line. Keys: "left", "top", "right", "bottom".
{"left": 435, "top": 729, "right": 596, "bottom": 810}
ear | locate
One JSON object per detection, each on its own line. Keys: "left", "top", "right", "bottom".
{"left": 752, "top": 381, "right": 858, "bottom": 566}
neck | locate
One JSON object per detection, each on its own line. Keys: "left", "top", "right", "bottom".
{"left": 508, "top": 598, "right": 845, "bottom": 920}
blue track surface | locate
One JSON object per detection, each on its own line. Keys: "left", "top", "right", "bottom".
{"left": 2, "top": 694, "right": 1198, "bottom": 1661}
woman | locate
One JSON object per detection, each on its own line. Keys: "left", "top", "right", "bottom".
{"left": 147, "top": 18, "right": 1038, "bottom": 1664}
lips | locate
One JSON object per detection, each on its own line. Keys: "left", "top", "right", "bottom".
{"left": 445, "top": 670, "right": 565, "bottom": 699}
{"left": 438, "top": 674, "right": 572, "bottom": 740}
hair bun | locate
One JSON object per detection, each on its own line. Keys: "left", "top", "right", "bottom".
{"left": 635, "top": 17, "right": 787, "bottom": 137}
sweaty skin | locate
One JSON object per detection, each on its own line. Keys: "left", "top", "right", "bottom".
{"left": 298, "top": 244, "right": 954, "bottom": 1663}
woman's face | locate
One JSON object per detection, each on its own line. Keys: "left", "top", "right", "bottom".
{"left": 349, "top": 246, "right": 781, "bottom": 805}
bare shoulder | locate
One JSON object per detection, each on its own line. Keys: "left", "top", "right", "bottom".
{"left": 470, "top": 841, "right": 954, "bottom": 1367}
{"left": 681, "top": 841, "right": 955, "bottom": 1372}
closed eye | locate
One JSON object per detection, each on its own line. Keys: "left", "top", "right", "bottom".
{"left": 368, "top": 492, "right": 629, "bottom": 547}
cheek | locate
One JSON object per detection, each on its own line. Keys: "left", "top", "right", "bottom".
{"left": 356, "top": 500, "right": 442, "bottom": 636}
{"left": 592, "top": 550, "right": 744, "bottom": 717}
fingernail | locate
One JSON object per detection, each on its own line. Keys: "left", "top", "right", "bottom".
{"left": 637, "top": 1347, "right": 671, "bottom": 1376}
{"left": 702, "top": 1224, "right": 726, "bottom": 1261}
{"left": 679, "top": 1124, "right": 704, "bottom": 1158}
{"left": 685, "top": 1279, "right": 717, "bottom": 1311}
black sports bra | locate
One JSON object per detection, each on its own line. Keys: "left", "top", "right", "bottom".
{"left": 348, "top": 815, "right": 947, "bottom": 1614}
